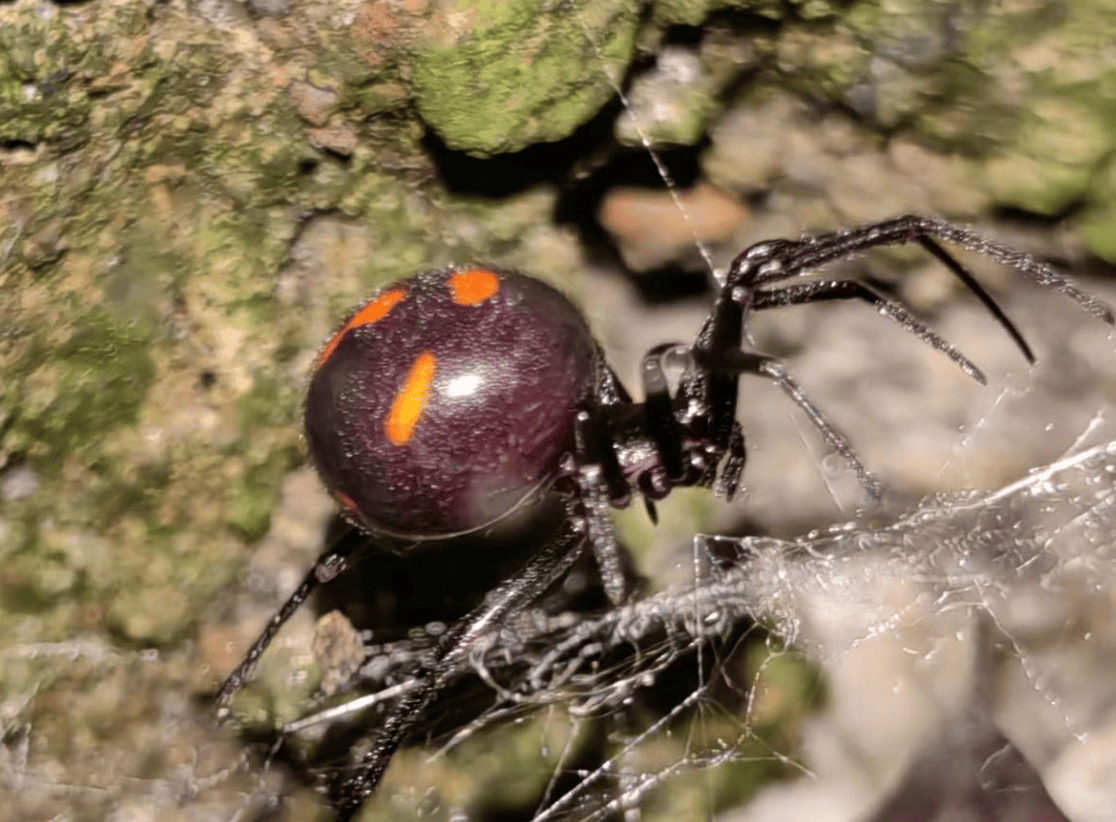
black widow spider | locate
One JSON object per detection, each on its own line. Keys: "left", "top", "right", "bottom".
{"left": 215, "top": 215, "right": 1112, "bottom": 819}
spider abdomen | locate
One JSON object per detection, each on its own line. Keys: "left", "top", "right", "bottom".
{"left": 305, "top": 267, "right": 599, "bottom": 539}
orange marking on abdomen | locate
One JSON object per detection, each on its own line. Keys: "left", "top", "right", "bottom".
{"left": 386, "top": 351, "right": 436, "bottom": 446}
{"left": 334, "top": 490, "right": 358, "bottom": 513}
{"left": 449, "top": 269, "right": 499, "bottom": 305}
{"left": 316, "top": 288, "right": 407, "bottom": 367}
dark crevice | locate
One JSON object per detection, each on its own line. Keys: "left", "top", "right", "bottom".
{"left": 990, "top": 201, "right": 1088, "bottom": 228}
{"left": 1, "top": 138, "right": 38, "bottom": 152}
{"left": 425, "top": 96, "right": 624, "bottom": 199}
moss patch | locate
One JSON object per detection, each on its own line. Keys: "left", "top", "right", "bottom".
{"left": 410, "top": 0, "right": 640, "bottom": 155}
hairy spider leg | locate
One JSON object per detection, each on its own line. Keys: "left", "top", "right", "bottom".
{"left": 917, "top": 237, "right": 1033, "bottom": 363}
{"left": 585, "top": 351, "right": 641, "bottom": 509}
{"left": 670, "top": 288, "right": 751, "bottom": 499}
{"left": 726, "top": 215, "right": 1113, "bottom": 353}
{"left": 750, "top": 280, "right": 987, "bottom": 383}
{"left": 572, "top": 409, "right": 627, "bottom": 606}
{"left": 640, "top": 343, "right": 687, "bottom": 484}
{"left": 214, "top": 527, "right": 364, "bottom": 720}
{"left": 702, "top": 348, "right": 883, "bottom": 499}
{"left": 328, "top": 512, "right": 589, "bottom": 820}
{"left": 671, "top": 252, "right": 885, "bottom": 499}
{"left": 695, "top": 215, "right": 1116, "bottom": 499}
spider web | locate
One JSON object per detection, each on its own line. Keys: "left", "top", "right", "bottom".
{"left": 287, "top": 418, "right": 1116, "bottom": 822}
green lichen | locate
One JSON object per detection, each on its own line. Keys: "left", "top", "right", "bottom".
{"left": 410, "top": 0, "right": 640, "bottom": 156}
{"left": 0, "top": 3, "right": 155, "bottom": 149}
{"left": 0, "top": 14, "right": 91, "bottom": 148}
{"left": 4, "top": 311, "right": 155, "bottom": 465}
{"left": 650, "top": 0, "right": 841, "bottom": 27}
{"left": 226, "top": 376, "right": 303, "bottom": 540}
{"left": 758, "top": 0, "right": 1116, "bottom": 248}
{"left": 1079, "top": 176, "right": 1116, "bottom": 262}
{"left": 651, "top": 0, "right": 763, "bottom": 27}
{"left": 975, "top": 96, "right": 1112, "bottom": 216}
{"left": 774, "top": 21, "right": 872, "bottom": 107}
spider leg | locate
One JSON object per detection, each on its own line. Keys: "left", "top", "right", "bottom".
{"left": 715, "top": 421, "right": 747, "bottom": 500}
{"left": 685, "top": 294, "right": 747, "bottom": 452}
{"left": 572, "top": 409, "right": 628, "bottom": 605}
{"left": 911, "top": 218, "right": 1112, "bottom": 324}
{"left": 641, "top": 343, "right": 685, "bottom": 482}
{"left": 916, "top": 236, "right": 1033, "bottom": 363}
{"left": 687, "top": 273, "right": 881, "bottom": 498}
{"left": 701, "top": 348, "right": 883, "bottom": 499}
{"left": 750, "top": 279, "right": 987, "bottom": 384}
{"left": 590, "top": 349, "right": 640, "bottom": 506}
{"left": 328, "top": 516, "right": 588, "bottom": 820}
{"left": 642, "top": 342, "right": 747, "bottom": 500}
{"left": 726, "top": 215, "right": 1114, "bottom": 361}
{"left": 214, "top": 527, "right": 363, "bottom": 720}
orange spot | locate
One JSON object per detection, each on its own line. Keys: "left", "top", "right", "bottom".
{"left": 449, "top": 269, "right": 499, "bottom": 305}
{"left": 334, "top": 491, "right": 358, "bottom": 513}
{"left": 386, "top": 351, "right": 436, "bottom": 446}
{"left": 316, "top": 288, "right": 406, "bottom": 367}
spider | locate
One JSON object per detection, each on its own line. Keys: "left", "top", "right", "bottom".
{"left": 214, "top": 215, "right": 1112, "bottom": 820}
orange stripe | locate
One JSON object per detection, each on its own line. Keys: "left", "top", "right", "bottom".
{"left": 333, "top": 491, "right": 358, "bottom": 513}
{"left": 316, "top": 288, "right": 406, "bottom": 367}
{"left": 385, "top": 351, "right": 436, "bottom": 446}
{"left": 449, "top": 269, "right": 499, "bottom": 305}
